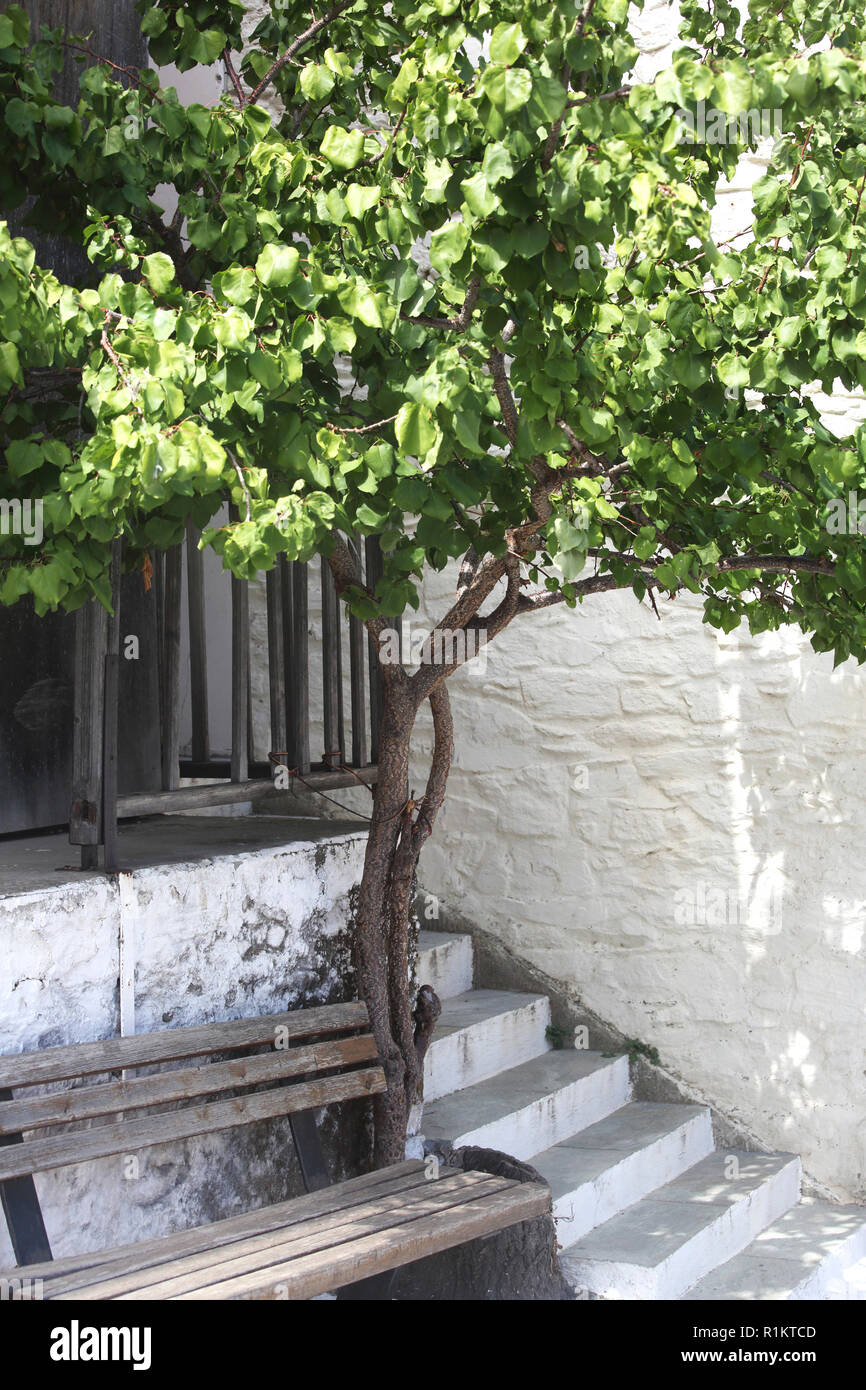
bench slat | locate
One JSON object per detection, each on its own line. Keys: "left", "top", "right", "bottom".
{"left": 0, "top": 1067, "right": 385, "bottom": 1182}
{"left": 12, "top": 1161, "right": 433, "bottom": 1294}
{"left": 0, "top": 1002, "right": 369, "bottom": 1091}
{"left": 148, "top": 1182, "right": 549, "bottom": 1301}
{"left": 45, "top": 1172, "right": 548, "bottom": 1302}
{"left": 0, "top": 1035, "right": 379, "bottom": 1137}
{"left": 50, "top": 1171, "right": 502, "bottom": 1300}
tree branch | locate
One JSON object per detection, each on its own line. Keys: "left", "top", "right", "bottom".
{"left": 457, "top": 546, "right": 480, "bottom": 596}
{"left": 489, "top": 345, "right": 518, "bottom": 446}
{"left": 514, "top": 552, "right": 838, "bottom": 618}
{"left": 222, "top": 47, "right": 245, "bottom": 104}
{"left": 246, "top": 0, "right": 358, "bottom": 107}
{"left": 401, "top": 277, "right": 482, "bottom": 331}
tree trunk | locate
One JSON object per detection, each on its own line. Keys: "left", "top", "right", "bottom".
{"left": 355, "top": 673, "right": 454, "bottom": 1168}
{"left": 355, "top": 682, "right": 415, "bottom": 1167}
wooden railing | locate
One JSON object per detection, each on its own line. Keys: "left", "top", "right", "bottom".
{"left": 69, "top": 531, "right": 381, "bottom": 870}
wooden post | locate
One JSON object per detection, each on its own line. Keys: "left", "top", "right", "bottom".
{"left": 348, "top": 536, "right": 367, "bottom": 768}
{"left": 186, "top": 523, "right": 209, "bottom": 765}
{"left": 70, "top": 600, "right": 107, "bottom": 867}
{"left": 365, "top": 536, "right": 384, "bottom": 764}
{"left": 102, "top": 539, "right": 122, "bottom": 872}
{"left": 0, "top": 1088, "right": 52, "bottom": 1267}
{"left": 266, "top": 565, "right": 287, "bottom": 766}
{"left": 160, "top": 545, "right": 182, "bottom": 792}
{"left": 284, "top": 560, "right": 311, "bottom": 775}
{"left": 321, "top": 556, "right": 345, "bottom": 769}
{"left": 231, "top": 573, "right": 250, "bottom": 784}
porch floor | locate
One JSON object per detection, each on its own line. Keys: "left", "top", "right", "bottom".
{"left": 0, "top": 815, "right": 364, "bottom": 898}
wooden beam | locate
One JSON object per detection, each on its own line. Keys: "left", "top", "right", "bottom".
{"left": 0, "top": 1070, "right": 386, "bottom": 1185}
{"left": 0, "top": 1002, "right": 371, "bottom": 1091}
{"left": 23, "top": 1162, "right": 432, "bottom": 1293}
{"left": 0, "top": 1037, "right": 379, "bottom": 1136}
{"left": 115, "top": 766, "right": 377, "bottom": 819}
{"left": 266, "top": 565, "right": 286, "bottom": 769}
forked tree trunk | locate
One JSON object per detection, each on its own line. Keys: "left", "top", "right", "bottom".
{"left": 353, "top": 676, "right": 454, "bottom": 1167}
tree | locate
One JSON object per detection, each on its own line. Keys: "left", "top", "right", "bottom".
{"left": 3, "top": 0, "right": 866, "bottom": 1163}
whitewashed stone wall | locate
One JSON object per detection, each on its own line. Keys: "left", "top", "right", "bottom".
{"left": 0, "top": 829, "right": 367, "bottom": 1263}
{"left": 409, "top": 4, "right": 866, "bottom": 1201}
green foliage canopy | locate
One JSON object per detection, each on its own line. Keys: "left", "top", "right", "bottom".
{"left": 1, "top": 0, "right": 866, "bottom": 664}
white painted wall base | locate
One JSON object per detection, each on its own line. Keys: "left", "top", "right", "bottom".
{"left": 0, "top": 820, "right": 366, "bottom": 1267}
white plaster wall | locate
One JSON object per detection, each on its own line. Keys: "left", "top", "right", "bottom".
{"left": 0, "top": 829, "right": 367, "bottom": 1264}
{"left": 407, "top": 3, "right": 866, "bottom": 1200}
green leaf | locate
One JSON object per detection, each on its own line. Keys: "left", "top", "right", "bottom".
{"left": 529, "top": 74, "right": 567, "bottom": 124}
{"left": 337, "top": 277, "right": 383, "bottom": 327}
{"left": 345, "top": 183, "right": 380, "bottom": 218}
{"left": 187, "top": 28, "right": 225, "bottom": 67}
{"left": 320, "top": 125, "right": 365, "bottom": 171}
{"left": 429, "top": 220, "right": 470, "bottom": 273}
{"left": 489, "top": 22, "right": 527, "bottom": 65}
{"left": 142, "top": 253, "right": 176, "bottom": 295}
{"left": 629, "top": 172, "right": 653, "bottom": 216}
{"left": 395, "top": 403, "right": 437, "bottom": 457}
{"left": 460, "top": 171, "right": 499, "bottom": 219}
{"left": 299, "top": 63, "right": 335, "bottom": 102}
{"left": 0, "top": 341, "right": 22, "bottom": 388}
{"left": 256, "top": 243, "right": 301, "bottom": 289}
{"left": 558, "top": 548, "right": 587, "bottom": 582}
{"left": 481, "top": 143, "right": 513, "bottom": 187}
{"left": 6, "top": 438, "right": 42, "bottom": 476}
{"left": 480, "top": 64, "right": 533, "bottom": 115}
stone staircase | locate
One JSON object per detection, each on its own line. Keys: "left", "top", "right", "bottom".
{"left": 418, "top": 931, "right": 866, "bottom": 1301}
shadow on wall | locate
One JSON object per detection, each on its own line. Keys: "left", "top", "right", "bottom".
{"left": 410, "top": 579, "right": 866, "bottom": 1202}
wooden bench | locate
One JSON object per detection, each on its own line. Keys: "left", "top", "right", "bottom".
{"left": 0, "top": 1002, "right": 549, "bottom": 1300}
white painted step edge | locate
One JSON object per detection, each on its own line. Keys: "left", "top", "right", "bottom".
{"left": 550, "top": 1106, "right": 714, "bottom": 1249}
{"left": 683, "top": 1202, "right": 866, "bottom": 1301}
{"left": 424, "top": 991, "right": 551, "bottom": 1102}
{"left": 560, "top": 1154, "right": 801, "bottom": 1300}
{"left": 417, "top": 931, "right": 474, "bottom": 1001}
{"left": 425, "top": 1053, "right": 631, "bottom": 1161}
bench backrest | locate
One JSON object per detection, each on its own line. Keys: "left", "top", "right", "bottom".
{"left": 0, "top": 1001, "right": 386, "bottom": 1263}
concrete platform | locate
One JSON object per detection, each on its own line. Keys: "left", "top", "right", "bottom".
{"left": 0, "top": 816, "right": 363, "bottom": 897}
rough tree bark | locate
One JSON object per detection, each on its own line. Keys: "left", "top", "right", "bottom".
{"left": 327, "top": 536, "right": 511, "bottom": 1167}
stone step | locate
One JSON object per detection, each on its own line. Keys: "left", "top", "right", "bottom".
{"left": 417, "top": 931, "right": 473, "bottom": 1001}
{"left": 536, "top": 1102, "right": 714, "bottom": 1249}
{"left": 423, "top": 1050, "right": 631, "bottom": 1160}
{"left": 682, "top": 1198, "right": 866, "bottom": 1300}
{"left": 559, "top": 1151, "right": 801, "bottom": 1300}
{"left": 424, "top": 989, "right": 551, "bottom": 1102}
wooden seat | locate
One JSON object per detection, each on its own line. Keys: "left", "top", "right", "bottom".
{"left": 0, "top": 1003, "right": 549, "bottom": 1299}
